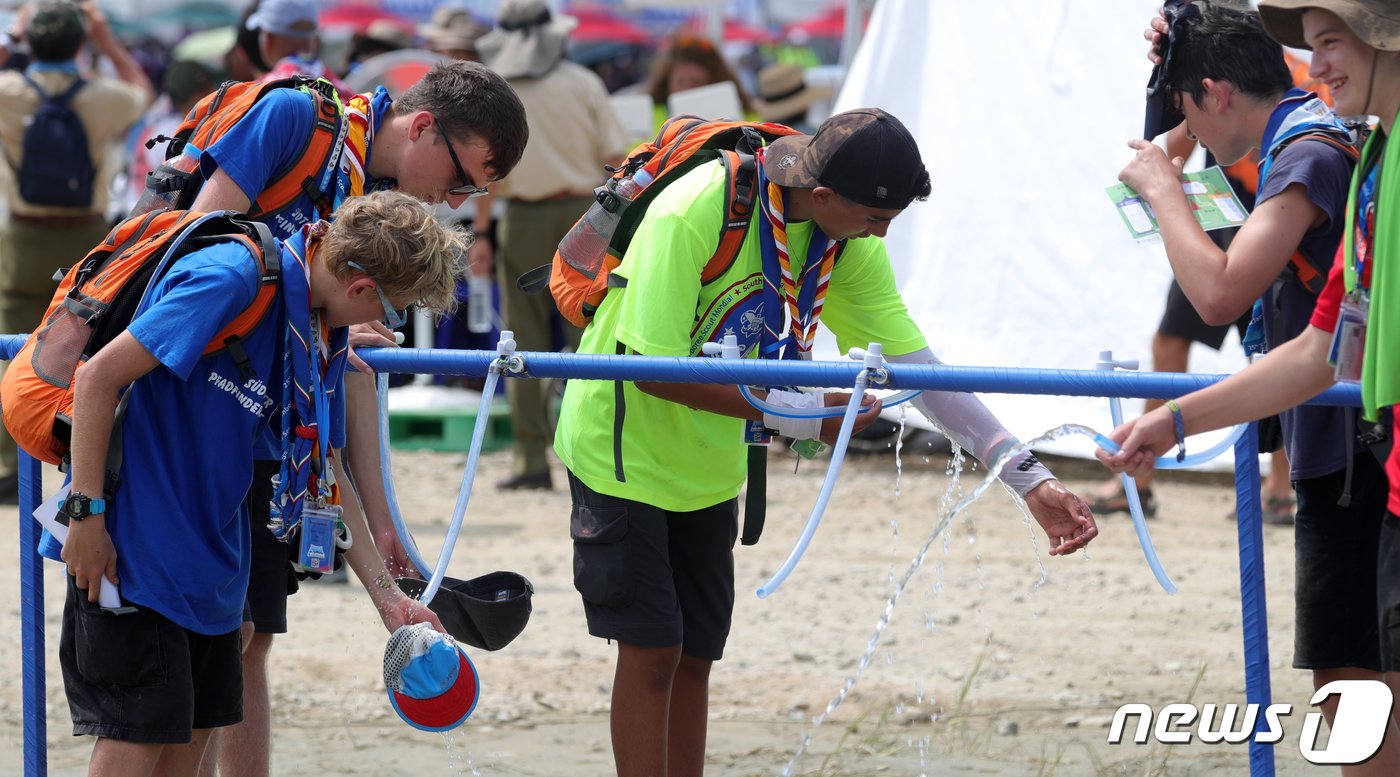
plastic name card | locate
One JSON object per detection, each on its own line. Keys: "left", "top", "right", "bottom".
{"left": 743, "top": 418, "right": 772, "bottom": 446}
{"left": 1106, "top": 165, "right": 1248, "bottom": 242}
{"left": 297, "top": 505, "right": 340, "bottom": 574}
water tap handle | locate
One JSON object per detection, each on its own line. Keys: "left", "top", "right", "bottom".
{"left": 848, "top": 343, "right": 885, "bottom": 370}
{"left": 702, "top": 333, "right": 742, "bottom": 359}
{"left": 496, "top": 330, "right": 517, "bottom": 357}
{"left": 1096, "top": 349, "right": 1139, "bottom": 372}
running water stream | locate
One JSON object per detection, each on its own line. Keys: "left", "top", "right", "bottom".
{"left": 780, "top": 424, "right": 1099, "bottom": 776}
{"left": 440, "top": 728, "right": 483, "bottom": 775}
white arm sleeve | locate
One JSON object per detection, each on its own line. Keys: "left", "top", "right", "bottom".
{"left": 887, "top": 348, "right": 1055, "bottom": 497}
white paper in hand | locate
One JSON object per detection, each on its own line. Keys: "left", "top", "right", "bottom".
{"left": 34, "top": 483, "right": 123, "bottom": 609}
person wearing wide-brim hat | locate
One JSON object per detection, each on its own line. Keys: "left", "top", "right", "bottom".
{"left": 418, "top": 4, "right": 490, "bottom": 62}
{"left": 1262, "top": 0, "right": 1400, "bottom": 707}
{"left": 753, "top": 63, "right": 832, "bottom": 132}
{"left": 1105, "top": 4, "right": 1400, "bottom": 761}
{"left": 475, "top": 0, "right": 577, "bottom": 80}
{"left": 470, "top": 0, "right": 628, "bottom": 493}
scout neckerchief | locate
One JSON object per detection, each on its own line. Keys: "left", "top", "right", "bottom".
{"left": 1241, "top": 88, "right": 1356, "bottom": 355}
{"left": 1343, "top": 128, "right": 1394, "bottom": 420}
{"left": 340, "top": 87, "right": 397, "bottom": 204}
{"left": 269, "top": 222, "right": 350, "bottom": 541}
{"left": 755, "top": 147, "right": 839, "bottom": 361}
{"left": 1344, "top": 133, "right": 1383, "bottom": 296}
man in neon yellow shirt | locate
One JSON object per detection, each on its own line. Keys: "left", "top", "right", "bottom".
{"left": 554, "top": 108, "right": 1098, "bottom": 777}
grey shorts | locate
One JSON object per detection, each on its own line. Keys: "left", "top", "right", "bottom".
{"left": 1157, "top": 279, "right": 1251, "bottom": 350}
{"left": 567, "top": 471, "right": 739, "bottom": 661}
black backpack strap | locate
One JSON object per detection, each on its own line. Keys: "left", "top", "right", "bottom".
{"left": 741, "top": 445, "right": 766, "bottom": 545}
{"left": 222, "top": 218, "right": 280, "bottom": 381}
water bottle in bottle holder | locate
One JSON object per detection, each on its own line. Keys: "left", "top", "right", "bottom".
{"left": 467, "top": 275, "right": 494, "bottom": 334}
{"left": 555, "top": 169, "right": 653, "bottom": 279}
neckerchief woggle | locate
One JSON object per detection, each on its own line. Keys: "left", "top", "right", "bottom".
{"left": 1241, "top": 88, "right": 1355, "bottom": 356}
{"left": 755, "top": 147, "right": 839, "bottom": 362}
{"left": 269, "top": 224, "right": 350, "bottom": 541}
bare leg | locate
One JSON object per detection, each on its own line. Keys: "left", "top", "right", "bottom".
{"left": 1264, "top": 449, "right": 1293, "bottom": 502}
{"left": 88, "top": 739, "right": 161, "bottom": 777}
{"left": 667, "top": 654, "right": 712, "bottom": 777}
{"left": 153, "top": 729, "right": 216, "bottom": 777}
{"left": 1311, "top": 667, "right": 1400, "bottom": 776}
{"left": 611, "top": 642, "right": 682, "bottom": 777}
{"left": 218, "top": 630, "right": 274, "bottom": 777}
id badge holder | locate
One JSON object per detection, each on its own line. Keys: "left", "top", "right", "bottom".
{"left": 1329, "top": 294, "right": 1368, "bottom": 384}
{"left": 297, "top": 504, "right": 341, "bottom": 574}
{"left": 743, "top": 417, "right": 772, "bottom": 447}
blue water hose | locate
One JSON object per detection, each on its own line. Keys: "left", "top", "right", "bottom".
{"left": 756, "top": 370, "right": 871, "bottom": 598}
{"left": 1090, "top": 350, "right": 1247, "bottom": 594}
{"left": 1106, "top": 394, "right": 1178, "bottom": 595}
{"left": 419, "top": 363, "right": 501, "bottom": 605}
{"left": 376, "top": 370, "right": 433, "bottom": 579}
{"left": 375, "top": 333, "right": 515, "bottom": 606}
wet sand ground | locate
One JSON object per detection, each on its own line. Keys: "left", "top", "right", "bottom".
{"left": 1, "top": 446, "right": 1334, "bottom": 775}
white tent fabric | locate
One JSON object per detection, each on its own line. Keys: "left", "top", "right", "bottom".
{"left": 826, "top": 0, "right": 1247, "bottom": 464}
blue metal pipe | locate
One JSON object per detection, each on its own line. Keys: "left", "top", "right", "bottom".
{"left": 352, "top": 346, "right": 1363, "bottom": 408}
{"left": 1234, "top": 425, "right": 1275, "bottom": 776}
{"left": 0, "top": 337, "right": 1366, "bottom": 408}
{"left": 0, "top": 333, "right": 1344, "bottom": 777}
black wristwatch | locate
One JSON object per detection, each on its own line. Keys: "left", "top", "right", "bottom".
{"left": 61, "top": 492, "right": 107, "bottom": 523}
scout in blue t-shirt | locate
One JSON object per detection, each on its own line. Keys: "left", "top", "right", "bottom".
{"left": 52, "top": 192, "right": 466, "bottom": 767}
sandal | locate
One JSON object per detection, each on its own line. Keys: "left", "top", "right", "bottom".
{"left": 1084, "top": 482, "right": 1158, "bottom": 519}
{"left": 1263, "top": 494, "right": 1296, "bottom": 526}
{"left": 1226, "top": 495, "right": 1296, "bottom": 525}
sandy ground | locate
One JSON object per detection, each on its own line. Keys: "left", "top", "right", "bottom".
{"left": 0, "top": 441, "right": 1343, "bottom": 776}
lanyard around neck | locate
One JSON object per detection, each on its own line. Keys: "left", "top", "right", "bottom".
{"left": 1347, "top": 132, "right": 1387, "bottom": 294}
{"left": 276, "top": 229, "right": 344, "bottom": 518}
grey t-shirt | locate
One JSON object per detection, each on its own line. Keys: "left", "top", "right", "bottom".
{"left": 1256, "top": 137, "right": 1356, "bottom": 480}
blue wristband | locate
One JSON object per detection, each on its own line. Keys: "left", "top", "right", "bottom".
{"left": 1166, "top": 399, "right": 1186, "bottom": 463}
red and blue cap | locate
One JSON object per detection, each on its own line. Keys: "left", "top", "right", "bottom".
{"left": 384, "top": 624, "right": 480, "bottom": 732}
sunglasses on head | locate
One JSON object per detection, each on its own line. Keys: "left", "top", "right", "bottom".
{"left": 435, "top": 122, "right": 490, "bottom": 199}
{"left": 347, "top": 260, "right": 409, "bottom": 329}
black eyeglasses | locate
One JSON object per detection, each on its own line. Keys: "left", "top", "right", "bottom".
{"left": 435, "top": 123, "right": 490, "bottom": 199}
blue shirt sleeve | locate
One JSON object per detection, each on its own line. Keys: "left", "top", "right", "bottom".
{"left": 199, "top": 89, "right": 318, "bottom": 206}
{"left": 326, "top": 348, "right": 348, "bottom": 450}
{"left": 126, "top": 242, "right": 262, "bottom": 380}
{"left": 1257, "top": 138, "right": 1353, "bottom": 232}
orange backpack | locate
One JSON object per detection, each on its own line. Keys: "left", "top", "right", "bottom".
{"left": 0, "top": 210, "right": 279, "bottom": 466}
{"left": 139, "top": 76, "right": 345, "bottom": 218}
{"left": 523, "top": 116, "right": 805, "bottom": 328}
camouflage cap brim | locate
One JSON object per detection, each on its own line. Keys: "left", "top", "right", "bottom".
{"left": 762, "top": 135, "right": 818, "bottom": 187}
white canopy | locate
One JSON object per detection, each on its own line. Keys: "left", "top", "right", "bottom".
{"left": 826, "top": 0, "right": 1246, "bottom": 463}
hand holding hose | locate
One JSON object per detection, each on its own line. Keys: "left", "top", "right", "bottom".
{"left": 1095, "top": 406, "right": 1176, "bottom": 476}
{"left": 818, "top": 392, "right": 882, "bottom": 443}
